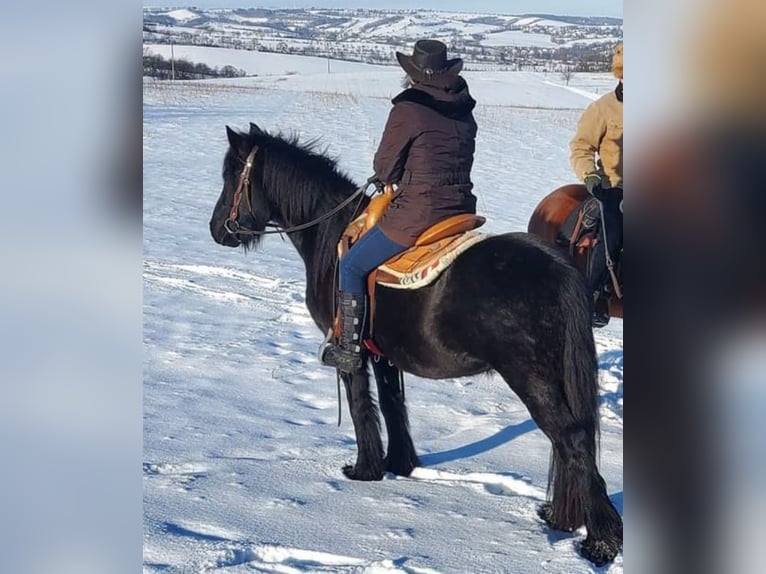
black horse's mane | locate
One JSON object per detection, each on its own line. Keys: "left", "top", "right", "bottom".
{"left": 225, "top": 126, "right": 363, "bottom": 297}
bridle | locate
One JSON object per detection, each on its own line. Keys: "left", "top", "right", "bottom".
{"left": 223, "top": 146, "right": 261, "bottom": 235}
{"left": 224, "top": 145, "right": 370, "bottom": 237}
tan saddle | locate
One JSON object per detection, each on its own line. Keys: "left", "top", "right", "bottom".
{"left": 336, "top": 185, "right": 488, "bottom": 341}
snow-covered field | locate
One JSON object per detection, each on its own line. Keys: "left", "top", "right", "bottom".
{"left": 144, "top": 62, "right": 623, "bottom": 573}
{"left": 143, "top": 47, "right": 615, "bottom": 103}
{"left": 144, "top": 44, "right": 394, "bottom": 77}
{"left": 480, "top": 30, "right": 557, "bottom": 48}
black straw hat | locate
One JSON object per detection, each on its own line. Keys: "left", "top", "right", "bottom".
{"left": 395, "top": 39, "right": 463, "bottom": 82}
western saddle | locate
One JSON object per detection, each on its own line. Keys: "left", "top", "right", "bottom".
{"left": 336, "top": 185, "right": 488, "bottom": 343}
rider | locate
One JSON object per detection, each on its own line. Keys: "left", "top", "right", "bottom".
{"left": 569, "top": 42, "right": 623, "bottom": 327}
{"left": 321, "top": 39, "right": 478, "bottom": 373}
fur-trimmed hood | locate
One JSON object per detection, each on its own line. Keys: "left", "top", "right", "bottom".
{"left": 392, "top": 77, "right": 476, "bottom": 120}
{"left": 612, "top": 43, "right": 623, "bottom": 80}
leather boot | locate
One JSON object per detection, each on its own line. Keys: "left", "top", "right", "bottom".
{"left": 319, "top": 292, "right": 366, "bottom": 373}
{"left": 592, "top": 290, "right": 610, "bottom": 328}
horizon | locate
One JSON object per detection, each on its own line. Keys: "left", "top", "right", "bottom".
{"left": 142, "top": 2, "right": 623, "bottom": 19}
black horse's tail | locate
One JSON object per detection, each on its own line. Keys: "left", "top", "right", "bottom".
{"left": 552, "top": 266, "right": 622, "bottom": 560}
{"left": 545, "top": 265, "right": 604, "bottom": 531}
{"left": 561, "top": 267, "right": 600, "bottom": 442}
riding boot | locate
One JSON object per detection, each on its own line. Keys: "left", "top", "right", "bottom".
{"left": 592, "top": 290, "right": 610, "bottom": 328}
{"left": 319, "top": 292, "right": 366, "bottom": 373}
{"left": 587, "top": 237, "right": 610, "bottom": 327}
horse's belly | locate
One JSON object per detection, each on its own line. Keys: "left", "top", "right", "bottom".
{"left": 375, "top": 334, "right": 490, "bottom": 380}
{"left": 400, "top": 358, "right": 489, "bottom": 380}
{"left": 373, "top": 274, "right": 492, "bottom": 379}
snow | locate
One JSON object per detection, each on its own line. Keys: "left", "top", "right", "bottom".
{"left": 528, "top": 18, "right": 580, "bottom": 28}
{"left": 144, "top": 63, "right": 622, "bottom": 573}
{"left": 480, "top": 30, "right": 557, "bottom": 48}
{"left": 229, "top": 15, "right": 270, "bottom": 25}
{"left": 163, "top": 8, "right": 200, "bottom": 22}
{"left": 514, "top": 17, "right": 544, "bottom": 27}
{"left": 146, "top": 24, "right": 203, "bottom": 35}
{"left": 144, "top": 44, "right": 392, "bottom": 76}
{"left": 562, "top": 37, "right": 619, "bottom": 48}
{"left": 144, "top": 68, "right": 613, "bottom": 109}
{"left": 145, "top": 9, "right": 618, "bottom": 53}
{"left": 369, "top": 19, "right": 454, "bottom": 40}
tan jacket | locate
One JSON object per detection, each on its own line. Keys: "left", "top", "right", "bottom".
{"left": 570, "top": 89, "right": 623, "bottom": 188}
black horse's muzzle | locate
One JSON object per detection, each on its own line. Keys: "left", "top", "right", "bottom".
{"left": 210, "top": 217, "right": 241, "bottom": 247}
{"left": 224, "top": 219, "right": 241, "bottom": 234}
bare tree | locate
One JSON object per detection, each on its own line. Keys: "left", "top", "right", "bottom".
{"left": 561, "top": 65, "right": 574, "bottom": 86}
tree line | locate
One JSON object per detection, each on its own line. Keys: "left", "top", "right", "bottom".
{"left": 143, "top": 49, "right": 247, "bottom": 80}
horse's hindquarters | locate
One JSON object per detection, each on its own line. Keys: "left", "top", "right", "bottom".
{"left": 370, "top": 233, "right": 585, "bottom": 377}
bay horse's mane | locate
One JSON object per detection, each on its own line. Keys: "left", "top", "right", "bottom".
{"left": 224, "top": 126, "right": 363, "bottom": 296}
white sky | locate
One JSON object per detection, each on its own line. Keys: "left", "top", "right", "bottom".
{"left": 143, "top": 1, "right": 623, "bottom": 19}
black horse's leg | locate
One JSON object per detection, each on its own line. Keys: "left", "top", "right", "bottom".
{"left": 371, "top": 359, "right": 419, "bottom": 476}
{"left": 507, "top": 373, "right": 622, "bottom": 566}
{"left": 341, "top": 370, "right": 385, "bottom": 481}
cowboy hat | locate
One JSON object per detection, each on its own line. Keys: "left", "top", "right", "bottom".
{"left": 396, "top": 39, "right": 463, "bottom": 82}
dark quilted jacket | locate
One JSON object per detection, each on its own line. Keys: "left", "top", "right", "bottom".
{"left": 373, "top": 75, "right": 478, "bottom": 246}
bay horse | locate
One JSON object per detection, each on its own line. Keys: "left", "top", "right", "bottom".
{"left": 208, "top": 124, "right": 622, "bottom": 565}
{"left": 528, "top": 184, "right": 623, "bottom": 321}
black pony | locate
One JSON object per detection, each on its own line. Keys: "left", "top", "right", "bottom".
{"left": 209, "top": 123, "right": 622, "bottom": 565}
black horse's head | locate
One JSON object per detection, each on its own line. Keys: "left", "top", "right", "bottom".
{"left": 210, "top": 122, "right": 360, "bottom": 257}
{"left": 209, "top": 123, "right": 271, "bottom": 250}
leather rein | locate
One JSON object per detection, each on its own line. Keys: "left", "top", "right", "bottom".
{"left": 224, "top": 146, "right": 369, "bottom": 237}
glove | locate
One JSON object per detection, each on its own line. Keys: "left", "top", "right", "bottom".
{"left": 584, "top": 173, "right": 601, "bottom": 197}
{"left": 366, "top": 175, "right": 384, "bottom": 193}
{"left": 584, "top": 174, "right": 608, "bottom": 201}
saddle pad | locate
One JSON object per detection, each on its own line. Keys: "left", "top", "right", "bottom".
{"left": 376, "top": 231, "right": 489, "bottom": 289}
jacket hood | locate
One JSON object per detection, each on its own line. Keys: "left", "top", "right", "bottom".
{"left": 392, "top": 76, "right": 476, "bottom": 119}
{"left": 612, "top": 43, "right": 623, "bottom": 80}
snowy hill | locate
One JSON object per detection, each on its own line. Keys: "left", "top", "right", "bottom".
{"left": 164, "top": 8, "right": 200, "bottom": 23}
{"left": 143, "top": 61, "right": 623, "bottom": 573}
{"left": 143, "top": 7, "right": 622, "bottom": 72}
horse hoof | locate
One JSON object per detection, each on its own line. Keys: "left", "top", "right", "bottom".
{"left": 579, "top": 536, "right": 621, "bottom": 566}
{"left": 342, "top": 464, "right": 384, "bottom": 481}
{"left": 384, "top": 454, "right": 419, "bottom": 477}
{"left": 536, "top": 503, "right": 577, "bottom": 532}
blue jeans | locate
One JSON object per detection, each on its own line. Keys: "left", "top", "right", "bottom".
{"left": 339, "top": 226, "right": 407, "bottom": 294}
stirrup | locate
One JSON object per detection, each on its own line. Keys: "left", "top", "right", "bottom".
{"left": 592, "top": 312, "right": 609, "bottom": 328}
{"left": 317, "top": 327, "right": 334, "bottom": 362}
{"left": 320, "top": 342, "right": 364, "bottom": 373}
{"left": 591, "top": 295, "right": 610, "bottom": 328}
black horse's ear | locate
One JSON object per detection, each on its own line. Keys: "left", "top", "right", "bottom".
{"left": 226, "top": 125, "right": 243, "bottom": 150}
{"left": 249, "top": 122, "right": 263, "bottom": 135}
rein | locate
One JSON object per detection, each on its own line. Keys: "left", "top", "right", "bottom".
{"left": 224, "top": 145, "right": 371, "bottom": 237}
